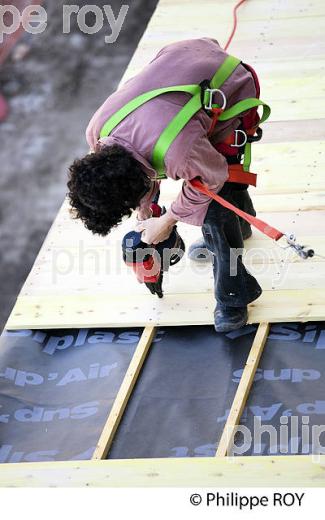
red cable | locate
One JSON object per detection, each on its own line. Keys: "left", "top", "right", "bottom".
{"left": 224, "top": 0, "right": 248, "bottom": 51}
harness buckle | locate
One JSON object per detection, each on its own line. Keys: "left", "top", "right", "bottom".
{"left": 230, "top": 129, "right": 248, "bottom": 148}
{"left": 204, "top": 88, "right": 227, "bottom": 111}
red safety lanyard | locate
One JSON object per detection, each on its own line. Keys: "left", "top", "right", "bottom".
{"left": 190, "top": 178, "right": 284, "bottom": 241}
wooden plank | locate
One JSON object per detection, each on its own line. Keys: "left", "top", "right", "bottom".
{"left": 0, "top": 455, "right": 325, "bottom": 487}
{"left": 216, "top": 323, "right": 270, "bottom": 457}
{"left": 151, "top": 0, "right": 325, "bottom": 23}
{"left": 13, "top": 253, "right": 325, "bottom": 296}
{"left": 253, "top": 193, "right": 325, "bottom": 212}
{"left": 261, "top": 98, "right": 325, "bottom": 122}
{"left": 146, "top": 6, "right": 325, "bottom": 43}
{"left": 262, "top": 119, "right": 325, "bottom": 144}
{"left": 6, "top": 289, "right": 325, "bottom": 330}
{"left": 92, "top": 326, "right": 156, "bottom": 460}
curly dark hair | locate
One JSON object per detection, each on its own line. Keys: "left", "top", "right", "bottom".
{"left": 67, "top": 144, "right": 151, "bottom": 236}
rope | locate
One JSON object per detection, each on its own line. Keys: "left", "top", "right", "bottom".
{"left": 224, "top": 0, "right": 248, "bottom": 51}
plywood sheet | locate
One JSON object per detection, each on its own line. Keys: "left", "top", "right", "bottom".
{"left": 1, "top": 455, "right": 325, "bottom": 487}
{"left": 5, "top": 0, "right": 325, "bottom": 330}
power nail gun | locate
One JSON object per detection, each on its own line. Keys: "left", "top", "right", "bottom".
{"left": 122, "top": 204, "right": 185, "bottom": 298}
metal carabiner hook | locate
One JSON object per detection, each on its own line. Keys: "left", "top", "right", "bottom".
{"left": 278, "top": 232, "right": 315, "bottom": 260}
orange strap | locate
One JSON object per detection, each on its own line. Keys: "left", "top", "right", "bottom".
{"left": 190, "top": 178, "right": 284, "bottom": 241}
{"left": 207, "top": 107, "right": 224, "bottom": 137}
{"left": 228, "top": 164, "right": 257, "bottom": 186}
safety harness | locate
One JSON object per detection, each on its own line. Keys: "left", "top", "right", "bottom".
{"left": 99, "top": 54, "right": 314, "bottom": 258}
{"left": 100, "top": 55, "right": 269, "bottom": 180}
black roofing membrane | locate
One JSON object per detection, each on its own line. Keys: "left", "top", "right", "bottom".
{"left": 1, "top": 322, "right": 325, "bottom": 463}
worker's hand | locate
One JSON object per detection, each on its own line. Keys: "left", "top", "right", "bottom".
{"left": 136, "top": 207, "right": 153, "bottom": 221}
{"left": 135, "top": 212, "right": 177, "bottom": 244}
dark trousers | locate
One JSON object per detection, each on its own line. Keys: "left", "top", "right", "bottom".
{"left": 201, "top": 183, "right": 262, "bottom": 308}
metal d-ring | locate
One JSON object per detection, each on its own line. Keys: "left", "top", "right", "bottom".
{"left": 230, "top": 129, "right": 248, "bottom": 148}
{"left": 204, "top": 88, "right": 227, "bottom": 111}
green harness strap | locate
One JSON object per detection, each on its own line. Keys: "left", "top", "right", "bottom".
{"left": 219, "top": 98, "right": 270, "bottom": 124}
{"left": 99, "top": 55, "right": 271, "bottom": 179}
{"left": 99, "top": 84, "right": 201, "bottom": 139}
{"left": 151, "top": 92, "right": 203, "bottom": 178}
{"left": 210, "top": 55, "right": 240, "bottom": 89}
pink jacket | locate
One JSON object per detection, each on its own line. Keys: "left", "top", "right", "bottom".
{"left": 86, "top": 38, "right": 256, "bottom": 226}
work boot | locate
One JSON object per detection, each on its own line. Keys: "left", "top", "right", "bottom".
{"left": 214, "top": 304, "right": 248, "bottom": 333}
{"left": 188, "top": 237, "right": 213, "bottom": 262}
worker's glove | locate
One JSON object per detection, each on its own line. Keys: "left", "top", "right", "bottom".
{"left": 135, "top": 212, "right": 177, "bottom": 245}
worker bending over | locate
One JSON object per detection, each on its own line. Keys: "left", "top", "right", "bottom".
{"left": 68, "top": 38, "right": 263, "bottom": 332}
